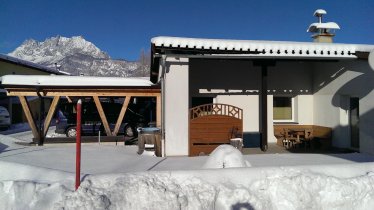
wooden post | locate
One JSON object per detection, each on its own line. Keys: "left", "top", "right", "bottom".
{"left": 113, "top": 96, "right": 131, "bottom": 136}
{"left": 93, "top": 96, "right": 112, "bottom": 136}
{"left": 38, "top": 96, "right": 45, "bottom": 145}
{"left": 254, "top": 60, "right": 275, "bottom": 152}
{"left": 156, "top": 95, "right": 161, "bottom": 127}
{"left": 43, "top": 96, "right": 60, "bottom": 137}
{"left": 18, "top": 96, "right": 40, "bottom": 141}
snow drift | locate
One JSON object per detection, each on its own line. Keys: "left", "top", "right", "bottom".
{"left": 203, "top": 145, "right": 251, "bottom": 169}
{"left": 1, "top": 160, "right": 374, "bottom": 210}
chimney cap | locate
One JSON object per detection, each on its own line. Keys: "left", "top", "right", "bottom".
{"left": 314, "top": 9, "right": 327, "bottom": 17}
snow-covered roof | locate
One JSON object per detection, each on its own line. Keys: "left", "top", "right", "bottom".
{"left": 1, "top": 75, "right": 153, "bottom": 87}
{"left": 151, "top": 36, "right": 374, "bottom": 58}
{"left": 0, "top": 54, "right": 68, "bottom": 75}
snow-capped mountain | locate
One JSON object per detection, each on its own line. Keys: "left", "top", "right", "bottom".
{"left": 8, "top": 36, "right": 149, "bottom": 77}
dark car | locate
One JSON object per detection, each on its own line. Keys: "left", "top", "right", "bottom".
{"left": 55, "top": 98, "right": 153, "bottom": 137}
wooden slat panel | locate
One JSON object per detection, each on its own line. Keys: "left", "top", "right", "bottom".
{"left": 189, "top": 103, "right": 243, "bottom": 156}
{"left": 191, "top": 139, "right": 231, "bottom": 144}
{"left": 18, "top": 96, "right": 39, "bottom": 140}
{"left": 43, "top": 96, "right": 60, "bottom": 136}
{"left": 112, "top": 96, "right": 131, "bottom": 136}
{"left": 190, "top": 123, "right": 242, "bottom": 130}
{"left": 93, "top": 96, "right": 112, "bottom": 136}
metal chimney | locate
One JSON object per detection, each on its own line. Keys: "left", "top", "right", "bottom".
{"left": 307, "top": 9, "right": 340, "bottom": 43}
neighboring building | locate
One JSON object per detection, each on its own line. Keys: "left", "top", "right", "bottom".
{"left": 150, "top": 36, "right": 374, "bottom": 156}
{"left": 0, "top": 54, "right": 68, "bottom": 124}
{"left": 0, "top": 54, "right": 67, "bottom": 76}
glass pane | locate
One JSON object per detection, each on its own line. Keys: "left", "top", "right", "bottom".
{"left": 273, "top": 97, "right": 292, "bottom": 120}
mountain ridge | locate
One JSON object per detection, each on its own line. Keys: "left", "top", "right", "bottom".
{"left": 8, "top": 36, "right": 149, "bottom": 77}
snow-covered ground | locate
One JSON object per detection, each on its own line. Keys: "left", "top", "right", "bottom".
{"left": 1, "top": 133, "right": 374, "bottom": 209}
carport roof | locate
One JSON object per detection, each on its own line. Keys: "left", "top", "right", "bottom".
{"left": 1, "top": 75, "right": 154, "bottom": 87}
{"left": 1, "top": 75, "right": 160, "bottom": 96}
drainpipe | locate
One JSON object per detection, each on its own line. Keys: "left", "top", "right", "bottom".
{"left": 36, "top": 87, "right": 44, "bottom": 145}
{"left": 160, "top": 55, "right": 167, "bottom": 157}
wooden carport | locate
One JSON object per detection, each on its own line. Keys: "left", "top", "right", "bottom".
{"left": 2, "top": 75, "right": 161, "bottom": 145}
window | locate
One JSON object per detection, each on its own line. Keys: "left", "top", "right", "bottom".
{"left": 273, "top": 96, "right": 295, "bottom": 121}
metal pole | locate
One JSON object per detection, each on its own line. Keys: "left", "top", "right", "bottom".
{"left": 98, "top": 130, "right": 101, "bottom": 145}
{"left": 260, "top": 65, "right": 268, "bottom": 151}
{"left": 37, "top": 94, "right": 44, "bottom": 145}
{"left": 75, "top": 99, "right": 82, "bottom": 190}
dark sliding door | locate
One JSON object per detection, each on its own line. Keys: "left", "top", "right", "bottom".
{"left": 350, "top": 97, "right": 360, "bottom": 149}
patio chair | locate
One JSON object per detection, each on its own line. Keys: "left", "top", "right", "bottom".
{"left": 300, "top": 129, "right": 314, "bottom": 150}
{"left": 282, "top": 128, "right": 299, "bottom": 149}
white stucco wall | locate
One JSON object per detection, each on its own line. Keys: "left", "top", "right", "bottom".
{"left": 164, "top": 57, "right": 189, "bottom": 156}
{"left": 215, "top": 95, "right": 259, "bottom": 133}
{"left": 313, "top": 60, "right": 374, "bottom": 154}
{"left": 360, "top": 90, "right": 374, "bottom": 154}
{"left": 295, "top": 95, "right": 314, "bottom": 124}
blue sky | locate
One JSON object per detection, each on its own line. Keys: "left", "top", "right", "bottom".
{"left": 0, "top": 0, "right": 373, "bottom": 61}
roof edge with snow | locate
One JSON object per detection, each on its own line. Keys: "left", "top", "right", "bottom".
{"left": 1, "top": 75, "right": 156, "bottom": 88}
{"left": 150, "top": 36, "right": 374, "bottom": 83}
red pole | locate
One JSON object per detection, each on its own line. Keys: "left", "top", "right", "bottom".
{"left": 75, "top": 99, "right": 82, "bottom": 190}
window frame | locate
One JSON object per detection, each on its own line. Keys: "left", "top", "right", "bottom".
{"left": 273, "top": 96, "right": 297, "bottom": 123}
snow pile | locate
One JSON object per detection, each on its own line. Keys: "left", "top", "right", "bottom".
{"left": 203, "top": 145, "right": 251, "bottom": 169}
{"left": 0, "top": 161, "right": 74, "bottom": 210}
{"left": 1, "top": 161, "right": 374, "bottom": 209}
{"left": 0, "top": 181, "right": 70, "bottom": 210}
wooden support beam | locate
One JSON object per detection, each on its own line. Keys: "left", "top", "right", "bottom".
{"left": 93, "top": 96, "right": 112, "bottom": 136}
{"left": 18, "top": 96, "right": 39, "bottom": 140}
{"left": 43, "top": 96, "right": 60, "bottom": 137}
{"left": 156, "top": 95, "right": 161, "bottom": 127}
{"left": 7, "top": 88, "right": 160, "bottom": 97}
{"left": 260, "top": 65, "right": 268, "bottom": 151}
{"left": 66, "top": 96, "right": 73, "bottom": 103}
{"left": 254, "top": 60, "right": 275, "bottom": 152}
{"left": 113, "top": 96, "right": 131, "bottom": 136}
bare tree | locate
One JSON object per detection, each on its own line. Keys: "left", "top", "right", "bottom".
{"left": 134, "top": 49, "right": 150, "bottom": 77}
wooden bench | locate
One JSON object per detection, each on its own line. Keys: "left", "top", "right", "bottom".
{"left": 274, "top": 125, "right": 332, "bottom": 150}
